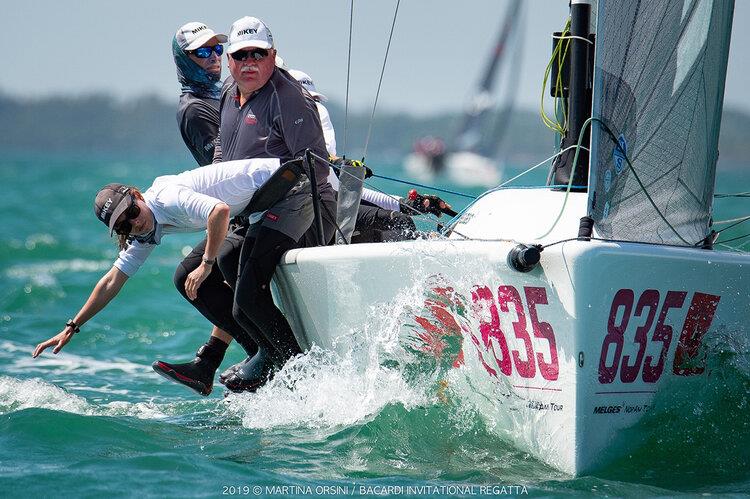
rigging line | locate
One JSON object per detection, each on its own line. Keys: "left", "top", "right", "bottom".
{"left": 309, "top": 151, "right": 476, "bottom": 199}
{"left": 551, "top": 34, "right": 594, "bottom": 44}
{"left": 343, "top": 0, "right": 355, "bottom": 157}
{"left": 716, "top": 243, "right": 745, "bottom": 253}
{"left": 307, "top": 152, "right": 458, "bottom": 228}
{"left": 444, "top": 145, "right": 586, "bottom": 229}
{"left": 594, "top": 117, "right": 692, "bottom": 246}
{"left": 540, "top": 19, "right": 571, "bottom": 135}
{"left": 712, "top": 215, "right": 750, "bottom": 233}
{"left": 362, "top": 0, "right": 401, "bottom": 159}
{"left": 713, "top": 215, "right": 750, "bottom": 225}
{"left": 369, "top": 174, "right": 476, "bottom": 199}
{"left": 714, "top": 233, "right": 750, "bottom": 245}
{"left": 714, "top": 192, "right": 750, "bottom": 198}
{"left": 534, "top": 119, "right": 592, "bottom": 240}
{"left": 497, "top": 144, "right": 584, "bottom": 188}
{"left": 541, "top": 236, "right": 738, "bottom": 251}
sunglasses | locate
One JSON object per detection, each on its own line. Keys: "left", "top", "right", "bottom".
{"left": 191, "top": 44, "right": 223, "bottom": 58}
{"left": 230, "top": 48, "right": 269, "bottom": 62}
{"left": 113, "top": 196, "right": 141, "bottom": 236}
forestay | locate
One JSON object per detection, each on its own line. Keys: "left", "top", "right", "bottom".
{"left": 588, "top": 0, "right": 734, "bottom": 245}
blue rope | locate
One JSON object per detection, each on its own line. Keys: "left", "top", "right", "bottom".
{"left": 368, "top": 173, "right": 478, "bottom": 199}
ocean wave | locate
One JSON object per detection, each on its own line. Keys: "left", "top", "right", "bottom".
{"left": 0, "top": 375, "right": 219, "bottom": 421}
{"left": 227, "top": 346, "right": 427, "bottom": 431}
{"left": 0, "top": 376, "right": 94, "bottom": 415}
{"left": 5, "top": 259, "right": 111, "bottom": 288}
{"left": 3, "top": 341, "right": 148, "bottom": 377}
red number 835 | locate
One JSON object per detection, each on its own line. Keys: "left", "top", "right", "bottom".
{"left": 598, "top": 288, "right": 720, "bottom": 384}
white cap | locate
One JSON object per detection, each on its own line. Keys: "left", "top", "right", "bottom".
{"left": 175, "top": 22, "right": 227, "bottom": 51}
{"left": 227, "top": 16, "right": 274, "bottom": 53}
{"left": 288, "top": 69, "right": 327, "bottom": 102}
{"left": 275, "top": 54, "right": 288, "bottom": 70}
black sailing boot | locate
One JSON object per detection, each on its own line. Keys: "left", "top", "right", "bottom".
{"left": 223, "top": 346, "right": 281, "bottom": 393}
{"left": 152, "top": 338, "right": 228, "bottom": 396}
{"left": 219, "top": 356, "right": 251, "bottom": 384}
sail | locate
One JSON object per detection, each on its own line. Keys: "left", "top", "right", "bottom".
{"left": 588, "top": 0, "right": 734, "bottom": 246}
{"left": 453, "top": 0, "right": 522, "bottom": 155}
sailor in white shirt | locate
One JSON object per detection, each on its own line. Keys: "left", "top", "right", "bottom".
{"left": 32, "top": 157, "right": 285, "bottom": 378}
{"left": 113, "top": 158, "right": 280, "bottom": 277}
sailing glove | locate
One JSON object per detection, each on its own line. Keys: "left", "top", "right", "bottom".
{"left": 402, "top": 189, "right": 457, "bottom": 217}
{"left": 330, "top": 157, "right": 373, "bottom": 178}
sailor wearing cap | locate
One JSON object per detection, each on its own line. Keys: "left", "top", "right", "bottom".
{"left": 31, "top": 158, "right": 287, "bottom": 387}
{"left": 173, "top": 22, "right": 227, "bottom": 166}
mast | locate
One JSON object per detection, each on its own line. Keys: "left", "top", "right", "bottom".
{"left": 548, "top": 0, "right": 593, "bottom": 190}
{"left": 453, "top": 0, "right": 522, "bottom": 153}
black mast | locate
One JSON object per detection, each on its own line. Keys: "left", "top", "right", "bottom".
{"left": 548, "top": 0, "right": 593, "bottom": 190}
{"left": 453, "top": 0, "right": 522, "bottom": 153}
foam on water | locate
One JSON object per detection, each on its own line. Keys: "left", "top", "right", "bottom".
{"left": 226, "top": 259, "right": 510, "bottom": 437}
{"left": 0, "top": 376, "right": 94, "bottom": 415}
{"left": 0, "top": 375, "right": 219, "bottom": 421}
{"left": 2, "top": 340, "right": 148, "bottom": 377}
{"left": 228, "top": 345, "right": 429, "bottom": 431}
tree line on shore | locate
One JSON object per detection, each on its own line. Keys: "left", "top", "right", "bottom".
{"left": 1, "top": 92, "right": 748, "bottom": 169}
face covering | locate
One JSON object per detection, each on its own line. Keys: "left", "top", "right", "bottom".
{"left": 172, "top": 36, "right": 222, "bottom": 100}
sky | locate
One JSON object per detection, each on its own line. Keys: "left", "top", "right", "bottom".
{"left": 2, "top": 0, "right": 748, "bottom": 115}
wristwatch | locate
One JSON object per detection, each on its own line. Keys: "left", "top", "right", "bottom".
{"left": 65, "top": 319, "right": 81, "bottom": 334}
{"left": 202, "top": 257, "right": 215, "bottom": 266}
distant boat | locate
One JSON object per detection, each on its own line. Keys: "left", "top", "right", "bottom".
{"left": 404, "top": 0, "right": 523, "bottom": 187}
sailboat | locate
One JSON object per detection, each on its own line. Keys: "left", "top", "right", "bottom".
{"left": 269, "top": 0, "right": 748, "bottom": 475}
{"left": 403, "top": 0, "right": 523, "bottom": 188}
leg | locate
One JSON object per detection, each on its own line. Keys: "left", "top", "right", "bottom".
{"left": 233, "top": 227, "right": 302, "bottom": 359}
{"left": 352, "top": 203, "right": 417, "bottom": 243}
{"left": 224, "top": 228, "right": 302, "bottom": 392}
{"left": 152, "top": 235, "right": 257, "bottom": 395}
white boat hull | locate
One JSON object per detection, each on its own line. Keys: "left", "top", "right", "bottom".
{"left": 272, "top": 189, "right": 750, "bottom": 475}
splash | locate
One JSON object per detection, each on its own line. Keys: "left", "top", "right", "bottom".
{"left": 227, "top": 266, "right": 507, "bottom": 434}
{"left": 227, "top": 346, "right": 427, "bottom": 431}
{"left": 0, "top": 376, "right": 94, "bottom": 415}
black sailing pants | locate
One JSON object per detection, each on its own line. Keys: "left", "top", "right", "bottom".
{"left": 173, "top": 227, "right": 262, "bottom": 358}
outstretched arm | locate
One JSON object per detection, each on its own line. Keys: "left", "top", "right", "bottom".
{"left": 32, "top": 266, "right": 129, "bottom": 357}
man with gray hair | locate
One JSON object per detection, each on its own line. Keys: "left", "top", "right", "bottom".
{"left": 196, "top": 16, "right": 335, "bottom": 392}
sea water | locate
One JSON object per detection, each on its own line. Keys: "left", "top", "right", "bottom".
{"left": 1, "top": 154, "right": 749, "bottom": 497}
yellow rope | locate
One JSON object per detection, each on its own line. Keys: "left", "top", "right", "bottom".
{"left": 540, "top": 18, "right": 571, "bottom": 136}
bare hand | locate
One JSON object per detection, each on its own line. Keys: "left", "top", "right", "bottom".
{"left": 185, "top": 263, "right": 212, "bottom": 300}
{"left": 33, "top": 329, "right": 75, "bottom": 357}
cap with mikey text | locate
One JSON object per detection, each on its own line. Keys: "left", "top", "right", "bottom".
{"left": 288, "top": 69, "right": 327, "bottom": 102}
{"left": 94, "top": 183, "right": 132, "bottom": 235}
{"left": 227, "top": 17, "right": 274, "bottom": 53}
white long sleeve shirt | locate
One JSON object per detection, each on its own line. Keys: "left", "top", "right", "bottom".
{"left": 114, "top": 158, "right": 280, "bottom": 277}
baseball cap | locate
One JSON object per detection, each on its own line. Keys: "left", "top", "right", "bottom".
{"left": 176, "top": 22, "right": 228, "bottom": 51}
{"left": 275, "top": 54, "right": 288, "bottom": 70}
{"left": 227, "top": 16, "right": 274, "bottom": 53}
{"left": 288, "top": 69, "right": 327, "bottom": 102}
{"left": 94, "top": 183, "right": 133, "bottom": 235}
